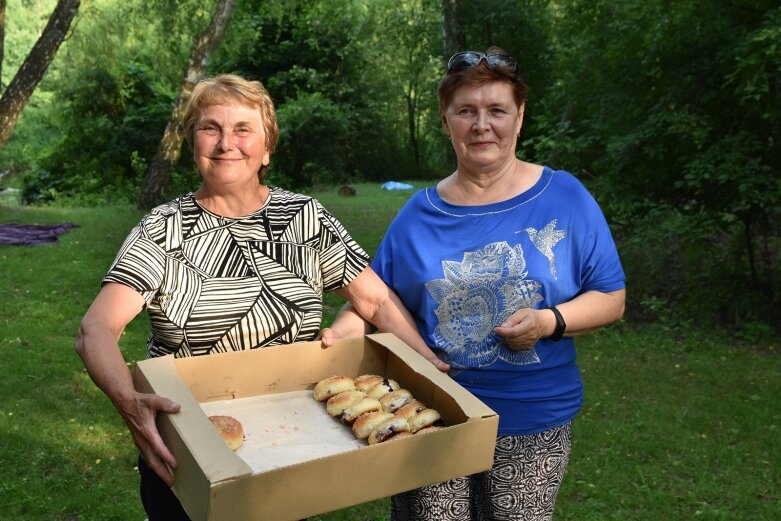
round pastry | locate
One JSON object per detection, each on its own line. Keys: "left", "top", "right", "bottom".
{"left": 354, "top": 374, "right": 385, "bottom": 393}
{"left": 313, "top": 375, "right": 356, "bottom": 401}
{"left": 394, "top": 400, "right": 427, "bottom": 420}
{"left": 208, "top": 415, "right": 244, "bottom": 451}
{"left": 326, "top": 390, "right": 367, "bottom": 417}
{"left": 352, "top": 411, "right": 394, "bottom": 439}
{"left": 379, "top": 389, "right": 414, "bottom": 413}
{"left": 365, "top": 378, "right": 400, "bottom": 399}
{"left": 340, "top": 397, "right": 382, "bottom": 423}
{"left": 368, "top": 416, "right": 411, "bottom": 445}
{"left": 408, "top": 408, "right": 442, "bottom": 433}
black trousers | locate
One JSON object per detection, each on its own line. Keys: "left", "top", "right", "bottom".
{"left": 138, "top": 456, "right": 191, "bottom": 521}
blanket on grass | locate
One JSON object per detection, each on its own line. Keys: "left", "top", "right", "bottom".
{"left": 0, "top": 222, "right": 78, "bottom": 246}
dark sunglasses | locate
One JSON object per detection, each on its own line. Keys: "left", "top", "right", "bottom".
{"left": 447, "top": 51, "right": 518, "bottom": 74}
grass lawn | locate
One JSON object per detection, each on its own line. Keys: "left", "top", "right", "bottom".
{"left": 0, "top": 183, "right": 779, "bottom": 520}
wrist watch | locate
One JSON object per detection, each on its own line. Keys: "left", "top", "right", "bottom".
{"left": 546, "top": 306, "right": 566, "bottom": 341}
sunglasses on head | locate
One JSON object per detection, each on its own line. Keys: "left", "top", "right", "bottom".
{"left": 447, "top": 51, "right": 518, "bottom": 74}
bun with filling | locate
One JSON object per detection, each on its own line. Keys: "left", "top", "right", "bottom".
{"left": 415, "top": 425, "right": 444, "bottom": 435}
{"left": 380, "top": 389, "right": 414, "bottom": 413}
{"left": 340, "top": 397, "right": 382, "bottom": 423}
{"left": 394, "top": 400, "right": 427, "bottom": 420}
{"left": 408, "top": 408, "right": 442, "bottom": 433}
{"left": 368, "top": 416, "right": 411, "bottom": 445}
{"left": 365, "top": 378, "right": 400, "bottom": 399}
{"left": 385, "top": 431, "right": 413, "bottom": 442}
{"left": 352, "top": 411, "right": 394, "bottom": 439}
{"left": 313, "top": 375, "right": 356, "bottom": 401}
{"left": 354, "top": 374, "right": 385, "bottom": 393}
{"left": 326, "top": 390, "right": 367, "bottom": 417}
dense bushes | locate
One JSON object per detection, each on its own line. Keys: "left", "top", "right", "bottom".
{"left": 21, "top": 63, "right": 177, "bottom": 204}
{"left": 606, "top": 199, "right": 779, "bottom": 340}
{"left": 532, "top": 1, "right": 781, "bottom": 336}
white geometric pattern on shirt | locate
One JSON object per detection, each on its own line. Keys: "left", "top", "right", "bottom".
{"left": 104, "top": 188, "right": 368, "bottom": 358}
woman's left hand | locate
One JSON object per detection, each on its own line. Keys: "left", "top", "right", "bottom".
{"left": 493, "top": 308, "right": 553, "bottom": 350}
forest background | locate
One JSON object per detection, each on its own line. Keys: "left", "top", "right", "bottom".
{"left": 1, "top": 0, "right": 779, "bottom": 342}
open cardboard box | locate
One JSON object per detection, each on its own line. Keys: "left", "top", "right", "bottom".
{"left": 133, "top": 333, "right": 499, "bottom": 521}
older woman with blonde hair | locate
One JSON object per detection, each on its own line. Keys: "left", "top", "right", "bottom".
{"left": 326, "top": 48, "right": 626, "bottom": 520}
{"left": 75, "top": 74, "right": 440, "bottom": 520}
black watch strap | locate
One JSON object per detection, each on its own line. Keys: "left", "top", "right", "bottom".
{"left": 546, "top": 306, "right": 566, "bottom": 341}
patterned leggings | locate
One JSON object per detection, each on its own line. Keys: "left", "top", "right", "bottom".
{"left": 391, "top": 422, "right": 572, "bottom": 521}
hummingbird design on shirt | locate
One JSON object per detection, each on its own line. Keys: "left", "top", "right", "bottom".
{"left": 526, "top": 219, "right": 566, "bottom": 279}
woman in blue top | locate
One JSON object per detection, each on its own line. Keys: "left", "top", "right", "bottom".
{"left": 325, "top": 47, "right": 626, "bottom": 520}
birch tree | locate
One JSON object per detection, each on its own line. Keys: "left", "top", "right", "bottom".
{"left": 0, "top": 0, "right": 6, "bottom": 86}
{"left": 0, "top": 0, "right": 80, "bottom": 151}
{"left": 138, "top": 0, "right": 235, "bottom": 210}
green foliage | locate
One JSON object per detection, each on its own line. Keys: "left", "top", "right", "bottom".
{"left": 537, "top": 0, "right": 781, "bottom": 333}
{"left": 3, "top": 0, "right": 214, "bottom": 202}
{"left": 2, "top": 0, "right": 779, "bottom": 333}
{"left": 358, "top": 0, "right": 443, "bottom": 179}
{"left": 0, "top": 0, "right": 60, "bottom": 175}
{"left": 1, "top": 0, "right": 59, "bottom": 85}
{"left": 21, "top": 63, "right": 176, "bottom": 205}
{"left": 211, "top": 0, "right": 445, "bottom": 188}
{"left": 608, "top": 201, "right": 778, "bottom": 331}
{"left": 271, "top": 92, "right": 351, "bottom": 189}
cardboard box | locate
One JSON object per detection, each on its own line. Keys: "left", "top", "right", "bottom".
{"left": 133, "top": 333, "right": 499, "bottom": 521}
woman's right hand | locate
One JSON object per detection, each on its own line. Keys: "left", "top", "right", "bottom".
{"left": 116, "top": 391, "right": 181, "bottom": 486}
{"left": 75, "top": 283, "right": 182, "bottom": 484}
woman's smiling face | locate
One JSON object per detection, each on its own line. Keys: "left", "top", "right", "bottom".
{"left": 193, "top": 101, "right": 270, "bottom": 187}
{"left": 442, "top": 81, "right": 524, "bottom": 174}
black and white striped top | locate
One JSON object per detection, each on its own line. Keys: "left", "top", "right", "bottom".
{"left": 104, "top": 187, "right": 369, "bottom": 358}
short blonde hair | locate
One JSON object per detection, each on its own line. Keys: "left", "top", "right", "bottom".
{"left": 183, "top": 74, "right": 280, "bottom": 178}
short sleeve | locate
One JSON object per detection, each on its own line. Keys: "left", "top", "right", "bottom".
{"left": 574, "top": 190, "right": 625, "bottom": 293}
{"left": 103, "top": 223, "right": 166, "bottom": 305}
{"left": 316, "top": 202, "right": 370, "bottom": 292}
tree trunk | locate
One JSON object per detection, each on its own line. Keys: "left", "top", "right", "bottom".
{"left": 0, "top": 0, "right": 6, "bottom": 86}
{"left": 0, "top": 0, "right": 80, "bottom": 151}
{"left": 138, "top": 0, "right": 236, "bottom": 210}
{"left": 406, "top": 79, "right": 419, "bottom": 166}
{"left": 440, "top": 0, "right": 465, "bottom": 66}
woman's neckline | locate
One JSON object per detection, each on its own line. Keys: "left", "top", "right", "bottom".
{"left": 190, "top": 186, "right": 274, "bottom": 219}
{"left": 426, "top": 166, "right": 553, "bottom": 217}
{"left": 437, "top": 160, "right": 545, "bottom": 205}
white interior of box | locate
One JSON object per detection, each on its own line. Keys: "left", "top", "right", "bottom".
{"left": 199, "top": 390, "right": 364, "bottom": 474}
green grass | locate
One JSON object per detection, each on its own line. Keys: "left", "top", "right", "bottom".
{"left": 0, "top": 184, "right": 779, "bottom": 520}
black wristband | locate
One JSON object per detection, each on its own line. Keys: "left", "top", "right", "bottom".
{"left": 546, "top": 306, "right": 566, "bottom": 341}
